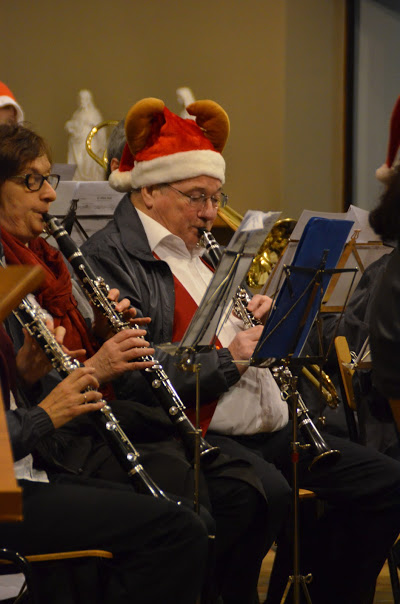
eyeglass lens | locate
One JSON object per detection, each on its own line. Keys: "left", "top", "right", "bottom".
{"left": 25, "top": 174, "right": 60, "bottom": 191}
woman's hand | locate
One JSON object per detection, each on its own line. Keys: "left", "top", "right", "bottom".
{"left": 16, "top": 323, "right": 86, "bottom": 387}
{"left": 84, "top": 328, "right": 155, "bottom": 384}
{"left": 91, "top": 288, "right": 144, "bottom": 340}
{"left": 39, "top": 367, "right": 104, "bottom": 429}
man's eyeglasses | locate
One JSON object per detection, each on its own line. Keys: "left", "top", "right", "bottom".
{"left": 166, "top": 184, "right": 228, "bottom": 208}
{"left": 11, "top": 173, "right": 61, "bottom": 192}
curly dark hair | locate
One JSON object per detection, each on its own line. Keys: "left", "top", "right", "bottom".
{"left": 0, "top": 123, "right": 52, "bottom": 186}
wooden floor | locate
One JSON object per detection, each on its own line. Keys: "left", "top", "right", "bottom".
{"left": 257, "top": 549, "right": 394, "bottom": 603}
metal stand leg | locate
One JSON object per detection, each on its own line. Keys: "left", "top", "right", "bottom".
{"left": 280, "top": 388, "right": 313, "bottom": 604}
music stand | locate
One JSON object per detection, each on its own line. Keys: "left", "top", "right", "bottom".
{"left": 177, "top": 210, "right": 280, "bottom": 354}
{"left": 251, "top": 217, "right": 354, "bottom": 603}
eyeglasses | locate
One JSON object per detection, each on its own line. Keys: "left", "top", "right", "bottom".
{"left": 11, "top": 173, "right": 61, "bottom": 192}
{"left": 166, "top": 184, "right": 228, "bottom": 208}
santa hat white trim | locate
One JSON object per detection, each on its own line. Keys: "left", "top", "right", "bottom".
{"left": 132, "top": 149, "right": 225, "bottom": 188}
{"left": 0, "top": 95, "right": 24, "bottom": 122}
{"left": 109, "top": 149, "right": 225, "bottom": 192}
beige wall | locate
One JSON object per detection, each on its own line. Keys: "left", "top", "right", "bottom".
{"left": 1, "top": 0, "right": 345, "bottom": 219}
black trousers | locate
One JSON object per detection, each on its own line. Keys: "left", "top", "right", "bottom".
{"left": 87, "top": 436, "right": 270, "bottom": 604}
{"left": 0, "top": 476, "right": 209, "bottom": 604}
{"left": 212, "top": 423, "right": 400, "bottom": 604}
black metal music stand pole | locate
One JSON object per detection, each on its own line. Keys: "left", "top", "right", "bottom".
{"left": 280, "top": 372, "right": 312, "bottom": 604}
{"left": 193, "top": 362, "right": 202, "bottom": 514}
{"left": 177, "top": 351, "right": 203, "bottom": 514}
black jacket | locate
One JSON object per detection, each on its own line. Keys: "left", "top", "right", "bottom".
{"left": 81, "top": 194, "right": 241, "bottom": 409}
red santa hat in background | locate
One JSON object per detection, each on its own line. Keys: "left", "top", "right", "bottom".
{"left": 109, "top": 97, "right": 229, "bottom": 192}
{"left": 0, "top": 82, "right": 24, "bottom": 123}
{"left": 376, "top": 95, "right": 400, "bottom": 184}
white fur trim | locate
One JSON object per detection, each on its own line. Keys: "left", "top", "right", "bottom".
{"left": 0, "top": 95, "right": 24, "bottom": 122}
{"left": 109, "top": 169, "right": 134, "bottom": 192}
{"left": 130, "top": 149, "right": 225, "bottom": 188}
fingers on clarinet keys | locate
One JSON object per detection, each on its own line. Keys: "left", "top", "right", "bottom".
{"left": 82, "top": 393, "right": 87, "bottom": 405}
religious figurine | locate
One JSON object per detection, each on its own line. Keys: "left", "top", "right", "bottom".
{"left": 176, "top": 87, "right": 196, "bottom": 119}
{"left": 65, "top": 90, "right": 106, "bottom": 181}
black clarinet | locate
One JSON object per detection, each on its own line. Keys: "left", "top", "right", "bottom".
{"left": 199, "top": 229, "right": 341, "bottom": 471}
{"left": 199, "top": 228, "right": 261, "bottom": 328}
{"left": 10, "top": 292, "right": 172, "bottom": 500}
{"left": 44, "top": 213, "right": 220, "bottom": 465}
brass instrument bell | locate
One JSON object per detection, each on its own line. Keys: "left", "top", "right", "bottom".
{"left": 85, "top": 120, "right": 120, "bottom": 170}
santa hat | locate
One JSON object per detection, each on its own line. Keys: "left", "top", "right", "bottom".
{"left": 0, "top": 82, "right": 24, "bottom": 123}
{"left": 376, "top": 95, "right": 400, "bottom": 184}
{"left": 109, "top": 97, "right": 229, "bottom": 191}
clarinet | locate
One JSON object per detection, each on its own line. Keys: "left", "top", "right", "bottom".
{"left": 43, "top": 213, "right": 220, "bottom": 465}
{"left": 10, "top": 291, "right": 172, "bottom": 500}
{"left": 199, "top": 229, "right": 341, "bottom": 471}
{"left": 199, "top": 228, "right": 261, "bottom": 328}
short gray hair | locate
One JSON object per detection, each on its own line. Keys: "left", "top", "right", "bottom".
{"left": 105, "top": 119, "right": 126, "bottom": 178}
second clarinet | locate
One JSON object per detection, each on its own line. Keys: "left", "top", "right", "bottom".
{"left": 44, "top": 213, "right": 219, "bottom": 465}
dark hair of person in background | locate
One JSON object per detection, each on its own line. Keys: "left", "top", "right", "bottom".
{"left": 105, "top": 119, "right": 125, "bottom": 179}
{"left": 369, "top": 168, "right": 400, "bottom": 241}
{"left": 0, "top": 123, "right": 52, "bottom": 186}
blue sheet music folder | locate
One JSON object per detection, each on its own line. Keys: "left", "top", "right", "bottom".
{"left": 252, "top": 217, "right": 353, "bottom": 363}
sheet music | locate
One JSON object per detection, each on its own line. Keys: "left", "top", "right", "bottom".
{"left": 177, "top": 210, "right": 280, "bottom": 350}
{"left": 253, "top": 217, "right": 354, "bottom": 363}
{"left": 263, "top": 205, "right": 393, "bottom": 305}
{"left": 44, "top": 181, "right": 124, "bottom": 246}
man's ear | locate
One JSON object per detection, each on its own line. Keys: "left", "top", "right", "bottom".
{"left": 141, "top": 186, "right": 156, "bottom": 209}
{"left": 110, "top": 157, "right": 120, "bottom": 173}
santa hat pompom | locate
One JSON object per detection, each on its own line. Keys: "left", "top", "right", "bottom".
{"left": 0, "top": 82, "right": 24, "bottom": 123}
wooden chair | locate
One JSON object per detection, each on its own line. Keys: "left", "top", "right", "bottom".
{"left": 0, "top": 549, "right": 114, "bottom": 603}
{"left": 335, "top": 335, "right": 400, "bottom": 604}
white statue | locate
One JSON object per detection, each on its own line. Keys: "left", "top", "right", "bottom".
{"left": 65, "top": 89, "right": 106, "bottom": 181}
{"left": 176, "top": 87, "right": 196, "bottom": 119}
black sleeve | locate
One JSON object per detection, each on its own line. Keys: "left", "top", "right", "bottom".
{"left": 370, "top": 248, "right": 400, "bottom": 398}
{"left": 6, "top": 406, "right": 55, "bottom": 461}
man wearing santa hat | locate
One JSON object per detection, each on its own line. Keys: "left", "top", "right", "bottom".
{"left": 0, "top": 81, "right": 24, "bottom": 124}
{"left": 82, "top": 97, "right": 400, "bottom": 604}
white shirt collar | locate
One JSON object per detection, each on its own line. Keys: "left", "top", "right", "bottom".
{"left": 136, "top": 208, "right": 204, "bottom": 259}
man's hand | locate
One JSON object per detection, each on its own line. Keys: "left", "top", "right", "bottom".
{"left": 39, "top": 367, "right": 104, "bottom": 429}
{"left": 245, "top": 294, "right": 273, "bottom": 324}
{"left": 227, "top": 325, "right": 264, "bottom": 376}
{"left": 84, "top": 328, "right": 155, "bottom": 383}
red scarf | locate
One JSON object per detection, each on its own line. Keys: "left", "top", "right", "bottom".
{"left": 1, "top": 228, "right": 97, "bottom": 357}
